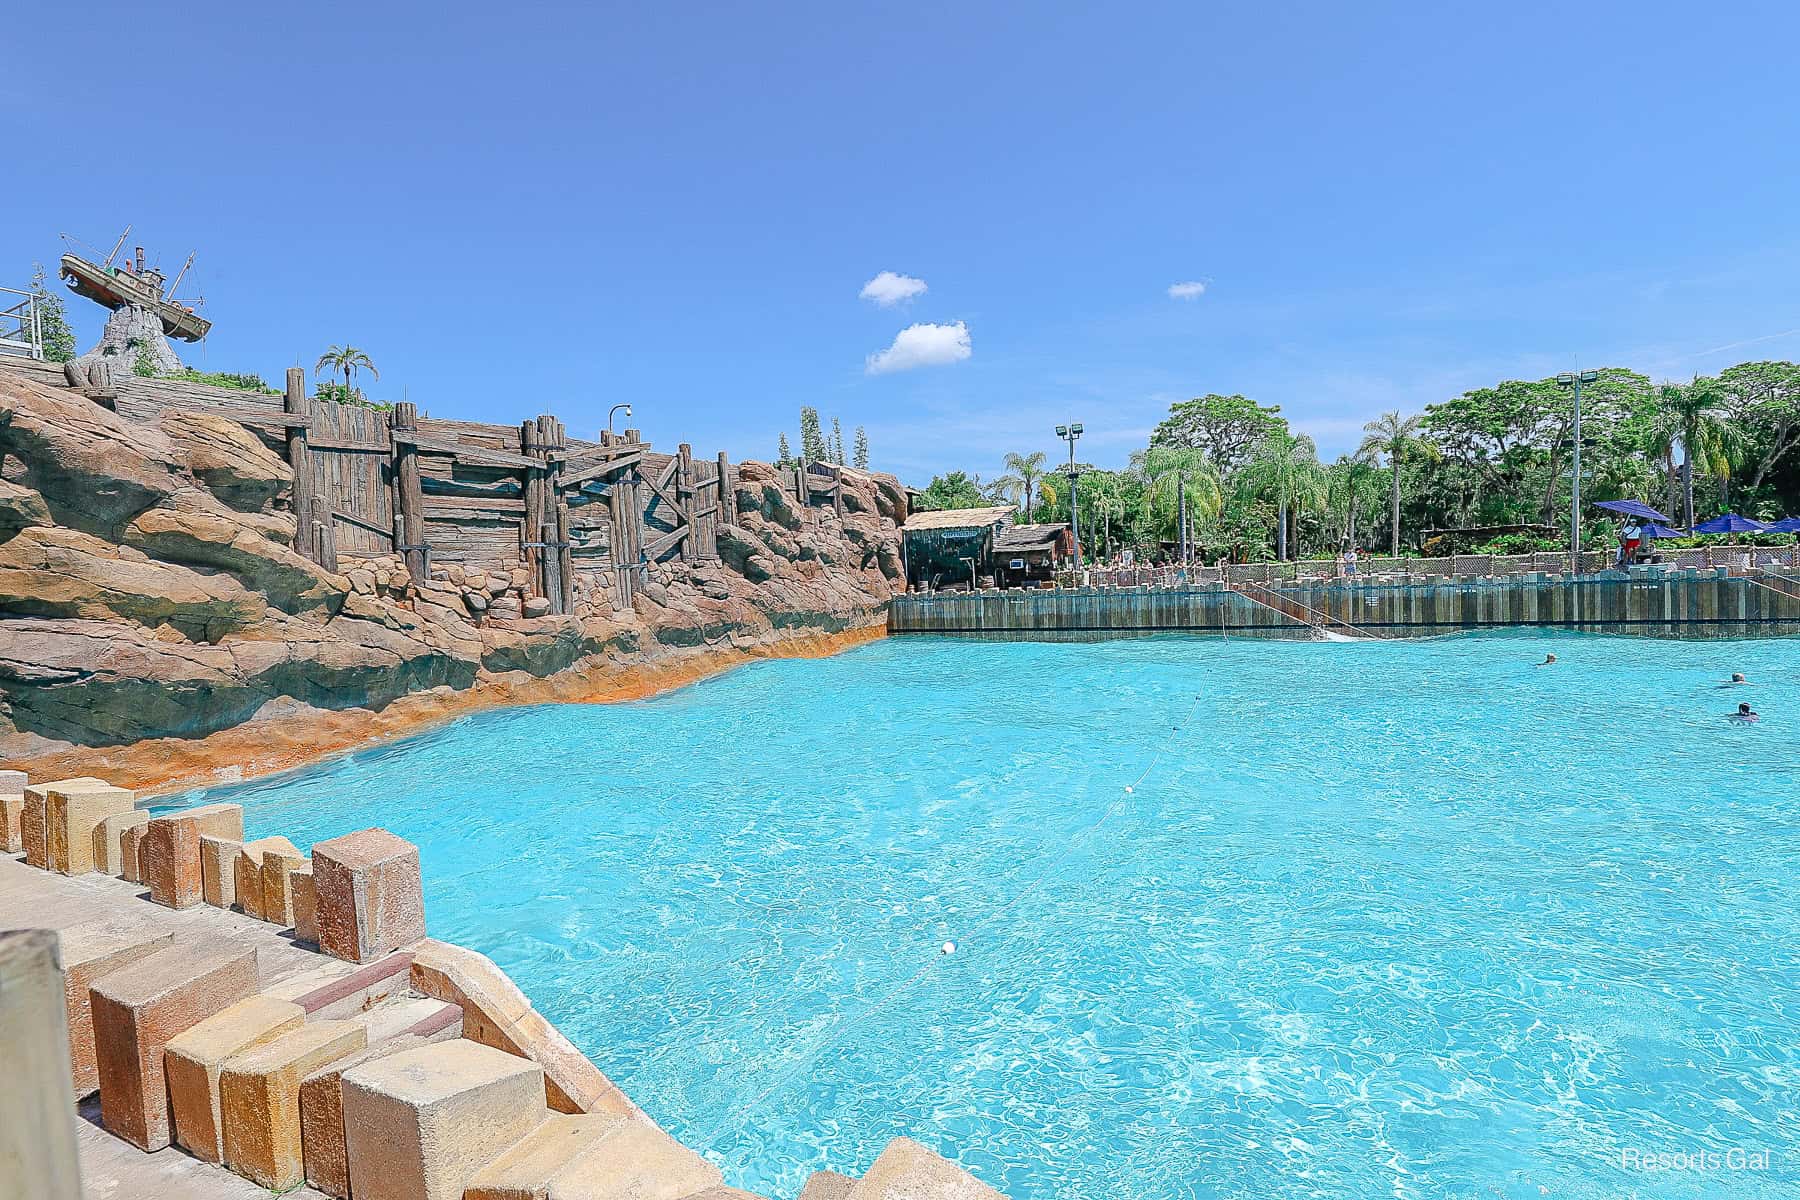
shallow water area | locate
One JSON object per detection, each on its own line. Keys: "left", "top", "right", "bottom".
{"left": 170, "top": 632, "right": 1800, "bottom": 1199}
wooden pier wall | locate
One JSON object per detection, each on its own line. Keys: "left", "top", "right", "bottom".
{"left": 888, "top": 571, "right": 1800, "bottom": 640}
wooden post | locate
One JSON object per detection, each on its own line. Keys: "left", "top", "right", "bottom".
{"left": 521, "top": 419, "right": 546, "bottom": 602}
{"left": 284, "top": 368, "right": 316, "bottom": 563}
{"left": 390, "top": 402, "right": 426, "bottom": 579}
{"left": 716, "top": 451, "right": 734, "bottom": 528}
{"left": 677, "top": 444, "right": 696, "bottom": 562}
{"left": 315, "top": 516, "right": 338, "bottom": 573}
{"left": 0, "top": 931, "right": 83, "bottom": 1199}
{"left": 833, "top": 464, "right": 844, "bottom": 519}
{"left": 550, "top": 416, "right": 573, "bottom": 613}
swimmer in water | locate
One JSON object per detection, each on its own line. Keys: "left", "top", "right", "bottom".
{"left": 1730, "top": 701, "right": 1759, "bottom": 723}
{"left": 1539, "top": 653, "right": 1557, "bottom": 666}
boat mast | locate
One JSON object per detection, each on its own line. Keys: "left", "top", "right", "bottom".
{"left": 103, "top": 226, "right": 131, "bottom": 270}
{"left": 165, "top": 253, "right": 196, "bottom": 299}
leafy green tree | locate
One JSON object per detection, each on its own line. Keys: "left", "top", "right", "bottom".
{"left": 1648, "top": 378, "right": 1739, "bottom": 526}
{"left": 830, "top": 416, "right": 846, "bottom": 464}
{"left": 1150, "top": 394, "right": 1286, "bottom": 472}
{"left": 799, "top": 407, "right": 828, "bottom": 461}
{"left": 1358, "top": 410, "right": 1428, "bottom": 555}
{"left": 1717, "top": 361, "right": 1800, "bottom": 492}
{"left": 28, "top": 263, "right": 75, "bottom": 361}
{"left": 918, "top": 470, "right": 988, "bottom": 510}
{"left": 997, "top": 450, "right": 1049, "bottom": 517}
{"left": 853, "top": 425, "right": 869, "bottom": 469}
{"left": 1136, "top": 445, "right": 1221, "bottom": 556}
{"left": 314, "top": 346, "right": 379, "bottom": 403}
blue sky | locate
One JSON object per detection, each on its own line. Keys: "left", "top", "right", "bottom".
{"left": 8, "top": 2, "right": 1798, "bottom": 485}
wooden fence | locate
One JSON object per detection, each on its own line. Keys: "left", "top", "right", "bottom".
{"left": 5, "top": 356, "right": 859, "bottom": 612}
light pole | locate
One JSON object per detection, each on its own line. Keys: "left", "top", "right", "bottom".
{"left": 1056, "top": 422, "right": 1084, "bottom": 574}
{"left": 607, "top": 403, "right": 634, "bottom": 436}
{"left": 1556, "top": 371, "right": 1598, "bottom": 566}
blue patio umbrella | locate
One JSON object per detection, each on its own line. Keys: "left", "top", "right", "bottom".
{"left": 1692, "top": 513, "right": 1769, "bottom": 535}
{"left": 1763, "top": 517, "right": 1800, "bottom": 533}
{"left": 1593, "top": 499, "right": 1672, "bottom": 522}
{"left": 1638, "top": 522, "right": 1685, "bottom": 538}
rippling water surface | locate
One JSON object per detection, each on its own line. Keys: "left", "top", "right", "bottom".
{"left": 169, "top": 632, "right": 1800, "bottom": 1199}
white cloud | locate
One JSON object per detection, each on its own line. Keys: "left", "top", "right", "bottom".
{"left": 859, "top": 271, "right": 928, "bottom": 307}
{"left": 865, "top": 321, "right": 972, "bottom": 374}
{"left": 1167, "top": 280, "right": 1207, "bottom": 300}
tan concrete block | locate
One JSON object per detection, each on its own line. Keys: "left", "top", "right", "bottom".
{"left": 92, "top": 810, "right": 150, "bottom": 876}
{"left": 200, "top": 834, "right": 241, "bottom": 908}
{"left": 221, "top": 1019, "right": 368, "bottom": 1190}
{"left": 846, "top": 1137, "right": 1004, "bottom": 1200}
{"left": 261, "top": 849, "right": 308, "bottom": 928}
{"left": 544, "top": 1117, "right": 722, "bottom": 1200}
{"left": 292, "top": 864, "right": 318, "bottom": 944}
{"left": 165, "top": 995, "right": 305, "bottom": 1163}
{"left": 47, "top": 782, "right": 134, "bottom": 875}
{"left": 797, "top": 1171, "right": 857, "bottom": 1200}
{"left": 409, "top": 939, "right": 632, "bottom": 1118}
{"left": 234, "top": 835, "right": 299, "bottom": 921}
{"left": 300, "top": 1034, "right": 431, "bottom": 1199}
{"left": 0, "top": 930, "right": 83, "bottom": 1200}
{"left": 58, "top": 921, "right": 173, "bottom": 1098}
{"left": 22, "top": 777, "right": 106, "bottom": 869}
{"left": 313, "top": 828, "right": 427, "bottom": 963}
{"left": 339, "top": 1039, "right": 546, "bottom": 1200}
{"left": 0, "top": 792, "right": 23, "bottom": 853}
{"left": 89, "top": 942, "right": 259, "bottom": 1151}
{"left": 466, "top": 1113, "right": 627, "bottom": 1200}
{"left": 119, "top": 822, "right": 148, "bottom": 883}
{"left": 0, "top": 768, "right": 24, "bottom": 790}
{"left": 181, "top": 802, "right": 246, "bottom": 841}
{"left": 139, "top": 815, "right": 202, "bottom": 909}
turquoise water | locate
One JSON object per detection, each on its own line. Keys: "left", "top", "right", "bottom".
{"left": 168, "top": 633, "right": 1800, "bottom": 1199}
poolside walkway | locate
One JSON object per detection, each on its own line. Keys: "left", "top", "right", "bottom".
{"left": 0, "top": 851, "right": 349, "bottom": 1200}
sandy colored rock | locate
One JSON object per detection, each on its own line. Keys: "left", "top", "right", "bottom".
{"left": 846, "top": 1137, "right": 1004, "bottom": 1200}
{"left": 234, "top": 834, "right": 299, "bottom": 920}
{"left": 0, "top": 793, "right": 23, "bottom": 853}
{"left": 21, "top": 777, "right": 106, "bottom": 868}
{"left": 300, "top": 1033, "right": 431, "bottom": 1199}
{"left": 261, "top": 849, "right": 308, "bottom": 928}
{"left": 58, "top": 921, "right": 173, "bottom": 1097}
{"left": 119, "top": 822, "right": 147, "bottom": 882}
{"left": 409, "top": 938, "right": 634, "bottom": 1118}
{"left": 92, "top": 809, "right": 150, "bottom": 875}
{"left": 340, "top": 1039, "right": 547, "bottom": 1200}
{"left": 543, "top": 1116, "right": 722, "bottom": 1200}
{"left": 313, "top": 827, "right": 426, "bottom": 963}
{"left": 199, "top": 833, "right": 241, "bottom": 907}
{"left": 0, "top": 767, "right": 25, "bottom": 790}
{"left": 221, "top": 1018, "right": 368, "bottom": 1190}
{"left": 88, "top": 941, "right": 259, "bottom": 1150}
{"left": 177, "top": 801, "right": 246, "bottom": 841}
{"left": 797, "top": 1170, "right": 858, "bottom": 1200}
{"left": 291, "top": 863, "right": 319, "bottom": 944}
{"left": 465, "top": 1113, "right": 627, "bottom": 1200}
{"left": 166, "top": 995, "right": 305, "bottom": 1163}
{"left": 138, "top": 814, "right": 202, "bottom": 908}
{"left": 46, "top": 781, "right": 134, "bottom": 874}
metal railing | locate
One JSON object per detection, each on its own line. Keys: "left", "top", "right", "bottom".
{"left": 0, "top": 286, "right": 42, "bottom": 360}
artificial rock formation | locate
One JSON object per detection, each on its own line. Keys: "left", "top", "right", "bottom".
{"left": 0, "top": 366, "right": 905, "bottom": 787}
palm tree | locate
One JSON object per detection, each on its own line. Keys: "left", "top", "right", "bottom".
{"left": 1137, "top": 445, "right": 1221, "bottom": 560}
{"left": 1357, "top": 410, "right": 1425, "bottom": 556}
{"left": 314, "top": 346, "right": 379, "bottom": 403}
{"left": 1239, "top": 431, "right": 1326, "bottom": 560}
{"left": 1001, "top": 451, "right": 1048, "bottom": 519}
{"left": 1647, "top": 379, "right": 1739, "bottom": 527}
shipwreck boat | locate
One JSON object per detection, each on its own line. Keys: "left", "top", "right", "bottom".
{"left": 59, "top": 250, "right": 210, "bottom": 342}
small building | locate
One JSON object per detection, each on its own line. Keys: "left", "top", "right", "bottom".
{"left": 992, "top": 523, "right": 1075, "bottom": 587}
{"left": 901, "top": 507, "right": 1072, "bottom": 590}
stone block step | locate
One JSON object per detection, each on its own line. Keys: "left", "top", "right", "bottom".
{"left": 57, "top": 920, "right": 173, "bottom": 1097}
{"left": 166, "top": 994, "right": 305, "bottom": 1163}
{"left": 465, "top": 1112, "right": 627, "bottom": 1200}
{"left": 21, "top": 777, "right": 107, "bottom": 869}
{"left": 313, "top": 828, "right": 427, "bottom": 963}
{"left": 339, "top": 1039, "right": 546, "bottom": 1200}
{"left": 199, "top": 834, "right": 241, "bottom": 908}
{"left": 220, "top": 1018, "right": 368, "bottom": 1190}
{"left": 47, "top": 781, "right": 135, "bottom": 875}
{"left": 88, "top": 941, "right": 259, "bottom": 1151}
{"left": 300, "top": 1033, "right": 434, "bottom": 1199}
{"left": 846, "top": 1138, "right": 1004, "bottom": 1200}
{"left": 93, "top": 811, "right": 149, "bottom": 876}
{"left": 797, "top": 1170, "right": 858, "bottom": 1200}
{"left": 542, "top": 1117, "right": 723, "bottom": 1200}
{"left": 234, "top": 835, "right": 299, "bottom": 921}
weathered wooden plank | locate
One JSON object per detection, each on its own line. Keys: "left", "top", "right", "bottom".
{"left": 561, "top": 452, "right": 643, "bottom": 487}
{"left": 425, "top": 496, "right": 528, "bottom": 516}
{"left": 396, "top": 432, "right": 542, "bottom": 471}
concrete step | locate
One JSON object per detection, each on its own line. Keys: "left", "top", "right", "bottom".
{"left": 543, "top": 1117, "right": 723, "bottom": 1200}
{"left": 465, "top": 1112, "right": 628, "bottom": 1200}
{"left": 165, "top": 995, "right": 305, "bottom": 1163}
{"left": 219, "top": 1018, "right": 367, "bottom": 1190}
{"left": 846, "top": 1138, "right": 1003, "bottom": 1200}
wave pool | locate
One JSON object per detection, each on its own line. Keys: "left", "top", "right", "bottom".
{"left": 168, "top": 632, "right": 1800, "bottom": 1199}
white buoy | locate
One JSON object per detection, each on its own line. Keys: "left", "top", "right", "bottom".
{"left": 941, "top": 941, "right": 956, "bottom": 955}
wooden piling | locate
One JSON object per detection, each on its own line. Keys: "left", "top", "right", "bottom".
{"left": 283, "top": 368, "right": 316, "bottom": 563}
{"left": 677, "top": 443, "right": 697, "bottom": 562}
{"left": 390, "top": 401, "right": 426, "bottom": 579}
{"left": 716, "top": 451, "right": 735, "bottom": 528}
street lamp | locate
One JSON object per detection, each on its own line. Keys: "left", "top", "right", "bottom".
{"left": 607, "top": 403, "right": 634, "bottom": 436}
{"left": 1055, "top": 422, "right": 1084, "bottom": 573}
{"left": 1555, "top": 371, "right": 1598, "bottom": 564}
